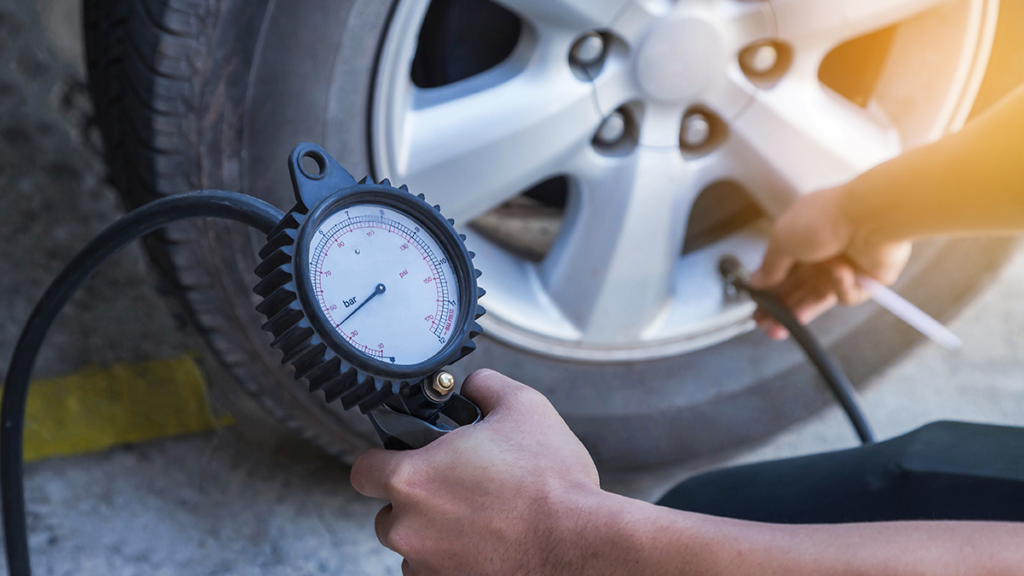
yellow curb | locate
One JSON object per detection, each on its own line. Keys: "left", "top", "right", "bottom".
{"left": 10, "top": 354, "right": 232, "bottom": 463}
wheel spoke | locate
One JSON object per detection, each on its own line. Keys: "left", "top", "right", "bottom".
{"left": 383, "top": 47, "right": 601, "bottom": 223}
{"left": 770, "top": 0, "right": 954, "bottom": 54}
{"left": 492, "top": 0, "right": 631, "bottom": 32}
{"left": 730, "top": 78, "right": 901, "bottom": 205}
{"left": 541, "top": 148, "right": 699, "bottom": 343}
{"left": 637, "top": 103, "right": 683, "bottom": 148}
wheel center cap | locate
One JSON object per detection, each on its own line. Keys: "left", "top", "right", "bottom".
{"left": 634, "top": 17, "right": 724, "bottom": 103}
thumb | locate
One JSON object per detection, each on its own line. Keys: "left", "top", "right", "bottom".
{"left": 459, "top": 369, "right": 528, "bottom": 416}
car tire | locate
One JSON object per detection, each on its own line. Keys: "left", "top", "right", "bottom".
{"left": 85, "top": 0, "right": 1020, "bottom": 470}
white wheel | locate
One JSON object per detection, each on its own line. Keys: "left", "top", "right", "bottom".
{"left": 371, "top": 0, "right": 997, "bottom": 361}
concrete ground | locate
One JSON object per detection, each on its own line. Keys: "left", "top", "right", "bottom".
{"left": 5, "top": 0, "right": 1024, "bottom": 574}
{"left": 17, "top": 245, "right": 1024, "bottom": 575}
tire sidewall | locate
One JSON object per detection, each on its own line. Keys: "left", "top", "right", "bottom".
{"left": 176, "top": 0, "right": 401, "bottom": 458}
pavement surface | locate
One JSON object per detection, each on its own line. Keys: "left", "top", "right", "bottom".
{"left": 4, "top": 0, "right": 1024, "bottom": 574}
{"left": 17, "top": 244, "right": 1024, "bottom": 575}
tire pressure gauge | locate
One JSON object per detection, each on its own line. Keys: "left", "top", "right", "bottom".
{"left": 253, "top": 143, "right": 485, "bottom": 450}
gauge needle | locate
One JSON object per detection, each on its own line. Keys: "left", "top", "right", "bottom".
{"left": 338, "top": 283, "right": 386, "bottom": 326}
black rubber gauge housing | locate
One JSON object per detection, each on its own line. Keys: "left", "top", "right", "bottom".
{"left": 253, "top": 143, "right": 485, "bottom": 413}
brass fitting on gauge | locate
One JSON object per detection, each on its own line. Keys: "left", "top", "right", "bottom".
{"left": 433, "top": 371, "right": 455, "bottom": 396}
{"left": 421, "top": 371, "right": 455, "bottom": 403}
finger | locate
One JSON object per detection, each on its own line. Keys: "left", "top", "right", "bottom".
{"left": 784, "top": 266, "right": 837, "bottom": 310}
{"left": 351, "top": 448, "right": 405, "bottom": 500}
{"left": 765, "top": 277, "right": 837, "bottom": 335}
{"left": 780, "top": 279, "right": 816, "bottom": 312}
{"left": 374, "top": 504, "right": 396, "bottom": 548}
{"left": 763, "top": 297, "right": 834, "bottom": 340}
{"left": 792, "top": 292, "right": 839, "bottom": 326}
{"left": 460, "top": 369, "right": 530, "bottom": 416}
{"left": 751, "top": 240, "right": 795, "bottom": 289}
{"left": 754, "top": 276, "right": 805, "bottom": 336}
{"left": 753, "top": 308, "right": 784, "bottom": 336}
{"left": 766, "top": 322, "right": 790, "bottom": 341}
{"left": 754, "top": 309, "right": 787, "bottom": 339}
{"left": 830, "top": 261, "right": 869, "bottom": 306}
{"left": 753, "top": 308, "right": 771, "bottom": 325}
{"left": 756, "top": 296, "right": 799, "bottom": 340}
{"left": 772, "top": 263, "right": 824, "bottom": 310}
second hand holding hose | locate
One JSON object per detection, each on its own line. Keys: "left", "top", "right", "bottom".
{"left": 719, "top": 255, "right": 876, "bottom": 445}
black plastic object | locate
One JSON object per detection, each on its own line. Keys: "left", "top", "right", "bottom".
{"left": 370, "top": 389, "right": 483, "bottom": 451}
{"left": 2, "top": 143, "right": 489, "bottom": 575}
{"left": 1, "top": 191, "right": 286, "bottom": 576}
{"left": 0, "top": 149, "right": 875, "bottom": 576}
{"left": 659, "top": 421, "right": 1024, "bottom": 523}
{"left": 719, "top": 256, "right": 876, "bottom": 444}
{"left": 252, "top": 143, "right": 486, "bottom": 414}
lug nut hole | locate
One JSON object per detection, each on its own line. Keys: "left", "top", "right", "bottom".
{"left": 570, "top": 31, "right": 618, "bottom": 81}
{"left": 679, "top": 107, "right": 726, "bottom": 156}
{"left": 572, "top": 32, "right": 605, "bottom": 66}
{"left": 593, "top": 103, "right": 641, "bottom": 155}
{"left": 739, "top": 40, "right": 792, "bottom": 86}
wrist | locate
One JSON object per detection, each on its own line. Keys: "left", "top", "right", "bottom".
{"left": 831, "top": 181, "right": 888, "bottom": 256}
{"left": 537, "top": 485, "right": 613, "bottom": 575}
{"left": 836, "top": 168, "right": 911, "bottom": 245}
{"left": 552, "top": 489, "right": 726, "bottom": 576}
{"left": 824, "top": 183, "right": 857, "bottom": 243}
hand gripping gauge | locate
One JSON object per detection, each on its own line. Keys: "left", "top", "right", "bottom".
{"left": 253, "top": 143, "right": 486, "bottom": 450}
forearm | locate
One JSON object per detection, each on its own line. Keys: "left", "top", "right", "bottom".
{"left": 581, "top": 492, "right": 1024, "bottom": 576}
{"left": 714, "top": 518, "right": 1024, "bottom": 576}
{"left": 840, "top": 83, "right": 1024, "bottom": 244}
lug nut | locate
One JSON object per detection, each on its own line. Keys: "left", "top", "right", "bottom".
{"left": 595, "top": 111, "right": 627, "bottom": 145}
{"left": 680, "top": 113, "right": 711, "bottom": 149}
{"left": 741, "top": 42, "right": 781, "bottom": 76}
{"left": 433, "top": 371, "right": 455, "bottom": 396}
{"left": 571, "top": 32, "right": 605, "bottom": 66}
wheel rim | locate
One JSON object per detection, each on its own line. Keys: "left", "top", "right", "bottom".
{"left": 368, "top": 0, "right": 997, "bottom": 362}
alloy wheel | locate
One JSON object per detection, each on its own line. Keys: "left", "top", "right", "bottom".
{"left": 370, "top": 0, "right": 997, "bottom": 362}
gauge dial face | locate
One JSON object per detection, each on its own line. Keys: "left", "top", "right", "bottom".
{"left": 308, "top": 203, "right": 461, "bottom": 366}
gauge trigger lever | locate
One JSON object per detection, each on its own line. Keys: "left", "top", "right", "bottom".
{"left": 368, "top": 393, "right": 481, "bottom": 451}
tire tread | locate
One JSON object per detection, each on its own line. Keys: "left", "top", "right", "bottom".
{"left": 84, "top": 0, "right": 368, "bottom": 460}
